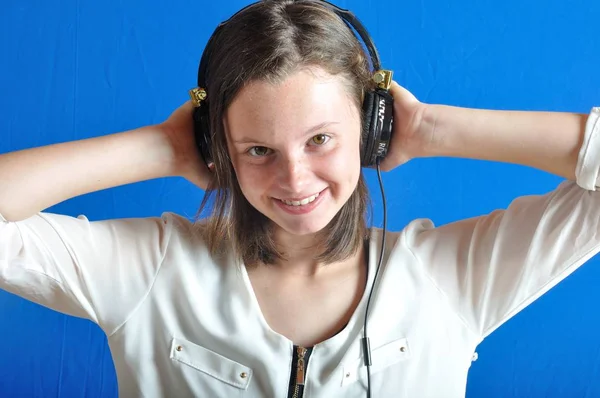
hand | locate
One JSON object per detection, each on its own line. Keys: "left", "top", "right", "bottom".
{"left": 378, "top": 81, "right": 429, "bottom": 171}
{"left": 160, "top": 101, "right": 213, "bottom": 190}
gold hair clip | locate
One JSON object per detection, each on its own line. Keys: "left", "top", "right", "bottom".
{"left": 189, "top": 87, "right": 207, "bottom": 107}
{"left": 373, "top": 70, "right": 393, "bottom": 90}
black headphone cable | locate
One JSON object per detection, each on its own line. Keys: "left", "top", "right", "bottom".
{"left": 361, "top": 157, "right": 387, "bottom": 398}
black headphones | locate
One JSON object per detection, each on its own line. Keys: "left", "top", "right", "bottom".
{"left": 189, "top": 0, "right": 395, "bottom": 171}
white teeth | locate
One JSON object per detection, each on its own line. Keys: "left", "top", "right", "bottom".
{"left": 280, "top": 192, "right": 320, "bottom": 206}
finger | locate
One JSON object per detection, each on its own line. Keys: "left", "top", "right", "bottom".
{"left": 389, "top": 80, "right": 403, "bottom": 95}
{"left": 389, "top": 80, "right": 418, "bottom": 103}
{"left": 181, "top": 100, "right": 194, "bottom": 112}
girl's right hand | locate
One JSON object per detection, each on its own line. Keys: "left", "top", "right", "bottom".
{"left": 160, "top": 101, "right": 214, "bottom": 190}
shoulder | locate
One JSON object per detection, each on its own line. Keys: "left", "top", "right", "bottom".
{"left": 370, "top": 218, "right": 438, "bottom": 254}
{"left": 158, "top": 211, "right": 210, "bottom": 249}
{"left": 158, "top": 212, "right": 235, "bottom": 266}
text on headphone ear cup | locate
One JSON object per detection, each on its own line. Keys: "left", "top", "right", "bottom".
{"left": 373, "top": 89, "right": 394, "bottom": 161}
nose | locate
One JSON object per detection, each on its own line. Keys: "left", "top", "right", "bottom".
{"left": 276, "top": 154, "right": 309, "bottom": 194}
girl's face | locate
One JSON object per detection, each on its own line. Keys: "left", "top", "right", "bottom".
{"left": 225, "top": 67, "right": 362, "bottom": 237}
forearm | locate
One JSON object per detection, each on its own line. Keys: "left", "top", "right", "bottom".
{"left": 420, "top": 104, "right": 588, "bottom": 180}
{"left": 0, "top": 125, "right": 177, "bottom": 222}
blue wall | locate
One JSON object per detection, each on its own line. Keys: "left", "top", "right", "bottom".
{"left": 1, "top": 0, "right": 599, "bottom": 396}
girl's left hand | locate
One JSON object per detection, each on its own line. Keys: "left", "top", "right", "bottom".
{"left": 378, "top": 81, "right": 430, "bottom": 171}
{"left": 160, "top": 101, "right": 214, "bottom": 190}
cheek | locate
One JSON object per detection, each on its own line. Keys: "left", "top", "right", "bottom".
{"left": 310, "top": 161, "right": 357, "bottom": 203}
{"left": 233, "top": 162, "right": 269, "bottom": 199}
{"left": 323, "top": 140, "right": 361, "bottom": 181}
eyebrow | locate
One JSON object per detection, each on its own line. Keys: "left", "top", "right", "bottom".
{"left": 231, "top": 121, "right": 340, "bottom": 145}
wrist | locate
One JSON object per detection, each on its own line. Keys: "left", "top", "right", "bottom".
{"left": 418, "top": 103, "right": 473, "bottom": 159}
{"left": 412, "top": 102, "right": 439, "bottom": 159}
{"left": 144, "top": 124, "right": 181, "bottom": 178}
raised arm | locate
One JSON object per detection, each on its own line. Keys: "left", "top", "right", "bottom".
{"left": 383, "top": 81, "right": 593, "bottom": 185}
{"left": 0, "top": 101, "right": 209, "bottom": 222}
{"left": 385, "top": 83, "right": 600, "bottom": 338}
{"left": 0, "top": 101, "right": 208, "bottom": 334}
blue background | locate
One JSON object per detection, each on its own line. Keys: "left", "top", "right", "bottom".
{"left": 1, "top": 0, "right": 599, "bottom": 396}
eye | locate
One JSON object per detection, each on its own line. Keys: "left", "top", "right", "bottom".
{"left": 311, "top": 134, "right": 330, "bottom": 146}
{"left": 247, "top": 146, "right": 271, "bottom": 157}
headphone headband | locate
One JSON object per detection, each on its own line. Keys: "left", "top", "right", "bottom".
{"left": 194, "top": 0, "right": 387, "bottom": 98}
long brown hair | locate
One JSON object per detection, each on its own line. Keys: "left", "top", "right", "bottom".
{"left": 194, "top": 0, "right": 374, "bottom": 268}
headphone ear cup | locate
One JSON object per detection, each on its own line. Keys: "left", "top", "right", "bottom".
{"left": 193, "top": 105, "right": 214, "bottom": 171}
{"left": 361, "top": 89, "right": 394, "bottom": 167}
{"left": 361, "top": 90, "right": 378, "bottom": 167}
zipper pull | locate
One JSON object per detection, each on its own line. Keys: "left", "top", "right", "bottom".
{"left": 296, "top": 346, "right": 307, "bottom": 385}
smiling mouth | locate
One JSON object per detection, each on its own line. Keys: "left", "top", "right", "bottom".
{"left": 275, "top": 190, "right": 324, "bottom": 206}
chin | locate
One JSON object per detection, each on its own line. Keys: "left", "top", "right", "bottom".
{"left": 274, "top": 217, "right": 332, "bottom": 237}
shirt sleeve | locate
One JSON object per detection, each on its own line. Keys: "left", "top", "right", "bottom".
{"left": 576, "top": 107, "right": 600, "bottom": 190}
{"left": 405, "top": 106, "right": 600, "bottom": 339}
{"left": 0, "top": 211, "right": 174, "bottom": 336}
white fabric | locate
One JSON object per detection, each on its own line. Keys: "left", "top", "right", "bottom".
{"left": 1, "top": 107, "right": 600, "bottom": 397}
{"left": 576, "top": 107, "right": 600, "bottom": 190}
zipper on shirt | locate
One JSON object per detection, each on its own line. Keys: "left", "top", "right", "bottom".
{"left": 287, "top": 345, "right": 313, "bottom": 398}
